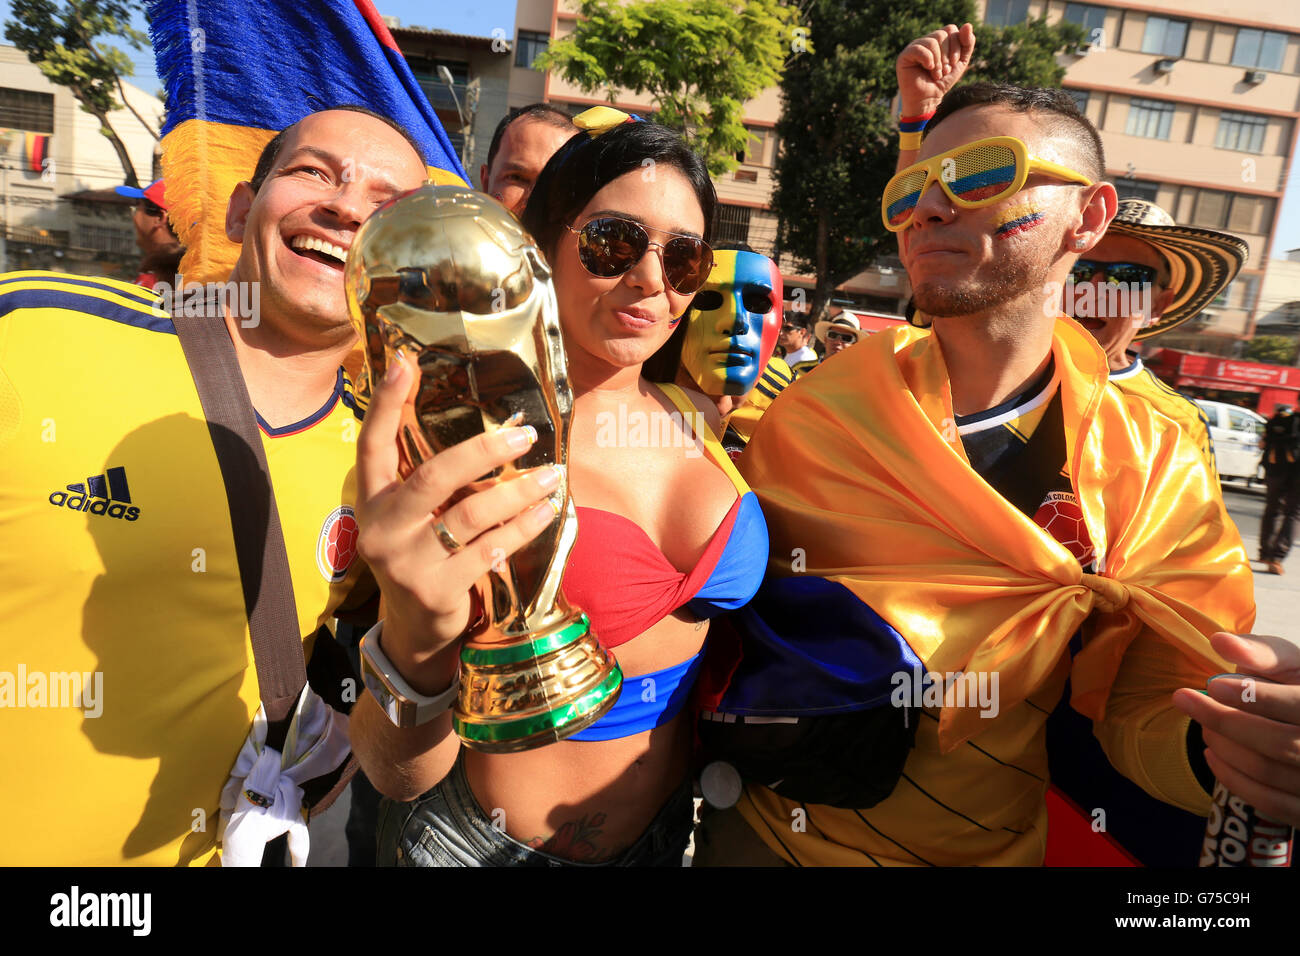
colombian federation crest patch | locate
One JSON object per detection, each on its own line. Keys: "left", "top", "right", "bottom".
{"left": 317, "top": 505, "right": 360, "bottom": 582}
{"left": 1033, "top": 490, "right": 1095, "bottom": 567}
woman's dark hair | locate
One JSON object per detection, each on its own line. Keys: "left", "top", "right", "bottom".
{"left": 520, "top": 120, "right": 717, "bottom": 259}
{"left": 641, "top": 309, "right": 692, "bottom": 384}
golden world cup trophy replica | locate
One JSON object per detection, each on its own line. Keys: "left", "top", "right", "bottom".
{"left": 345, "top": 185, "right": 622, "bottom": 753}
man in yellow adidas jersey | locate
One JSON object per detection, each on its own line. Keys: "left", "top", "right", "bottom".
{"left": 0, "top": 108, "right": 433, "bottom": 864}
{"left": 1068, "top": 198, "right": 1246, "bottom": 478}
{"left": 694, "top": 83, "right": 1300, "bottom": 866}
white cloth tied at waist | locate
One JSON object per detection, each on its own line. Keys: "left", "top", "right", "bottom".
{"left": 217, "top": 686, "right": 351, "bottom": 867}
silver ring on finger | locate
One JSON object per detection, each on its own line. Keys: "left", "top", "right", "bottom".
{"left": 433, "top": 519, "right": 464, "bottom": 554}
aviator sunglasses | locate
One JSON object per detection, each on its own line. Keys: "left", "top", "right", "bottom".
{"left": 882, "top": 135, "right": 1093, "bottom": 233}
{"left": 565, "top": 216, "right": 714, "bottom": 295}
{"left": 1069, "top": 259, "right": 1158, "bottom": 286}
{"left": 826, "top": 329, "right": 857, "bottom": 343}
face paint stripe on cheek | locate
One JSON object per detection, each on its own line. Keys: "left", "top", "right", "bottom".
{"left": 993, "top": 202, "right": 1044, "bottom": 240}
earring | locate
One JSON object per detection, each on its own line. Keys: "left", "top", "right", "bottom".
{"left": 668, "top": 316, "right": 682, "bottom": 328}
{"left": 1074, "top": 239, "right": 1087, "bottom": 250}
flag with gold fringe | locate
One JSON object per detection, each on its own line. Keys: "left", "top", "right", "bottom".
{"left": 148, "top": 0, "right": 469, "bottom": 284}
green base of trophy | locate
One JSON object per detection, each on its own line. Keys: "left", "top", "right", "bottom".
{"left": 453, "top": 613, "right": 623, "bottom": 753}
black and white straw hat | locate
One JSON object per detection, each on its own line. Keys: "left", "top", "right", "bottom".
{"left": 1106, "top": 199, "right": 1249, "bottom": 340}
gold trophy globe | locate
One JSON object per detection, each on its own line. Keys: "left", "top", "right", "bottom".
{"left": 345, "top": 184, "right": 622, "bottom": 753}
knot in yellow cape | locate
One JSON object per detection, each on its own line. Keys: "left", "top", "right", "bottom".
{"left": 1082, "top": 571, "right": 1129, "bottom": 615}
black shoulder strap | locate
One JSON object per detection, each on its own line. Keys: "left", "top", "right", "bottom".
{"left": 171, "top": 302, "right": 306, "bottom": 747}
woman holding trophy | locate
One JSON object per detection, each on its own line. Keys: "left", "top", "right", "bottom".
{"left": 350, "top": 109, "right": 768, "bottom": 866}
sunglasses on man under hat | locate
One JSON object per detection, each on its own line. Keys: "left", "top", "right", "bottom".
{"left": 882, "top": 136, "right": 1092, "bottom": 233}
{"left": 1068, "top": 259, "right": 1159, "bottom": 287}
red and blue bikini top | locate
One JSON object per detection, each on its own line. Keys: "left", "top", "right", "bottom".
{"left": 562, "top": 383, "right": 768, "bottom": 742}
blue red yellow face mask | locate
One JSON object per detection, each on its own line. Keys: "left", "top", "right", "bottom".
{"left": 680, "top": 251, "right": 783, "bottom": 398}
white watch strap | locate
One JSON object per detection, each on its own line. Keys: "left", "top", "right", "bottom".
{"left": 360, "top": 621, "right": 459, "bottom": 727}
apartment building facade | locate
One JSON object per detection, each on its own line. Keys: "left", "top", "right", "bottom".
{"left": 509, "top": 0, "right": 912, "bottom": 315}
{"left": 1254, "top": 248, "right": 1300, "bottom": 345}
{"left": 422, "top": 2, "right": 1300, "bottom": 344}
{"left": 0, "top": 45, "right": 163, "bottom": 276}
{"left": 387, "top": 22, "right": 514, "bottom": 182}
{"left": 987, "top": 0, "right": 1300, "bottom": 356}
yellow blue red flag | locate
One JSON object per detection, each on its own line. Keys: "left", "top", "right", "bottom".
{"left": 148, "top": 0, "right": 469, "bottom": 283}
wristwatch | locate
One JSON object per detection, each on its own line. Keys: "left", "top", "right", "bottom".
{"left": 359, "top": 621, "right": 460, "bottom": 728}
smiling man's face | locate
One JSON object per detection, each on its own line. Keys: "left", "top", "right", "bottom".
{"left": 226, "top": 109, "right": 428, "bottom": 336}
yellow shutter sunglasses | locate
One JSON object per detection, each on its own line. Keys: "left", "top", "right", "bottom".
{"left": 881, "top": 135, "right": 1093, "bottom": 233}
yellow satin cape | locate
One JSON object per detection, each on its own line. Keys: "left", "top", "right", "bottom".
{"left": 739, "top": 317, "right": 1255, "bottom": 751}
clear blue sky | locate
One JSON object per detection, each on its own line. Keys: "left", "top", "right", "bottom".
{"left": 1, "top": 1, "right": 1296, "bottom": 259}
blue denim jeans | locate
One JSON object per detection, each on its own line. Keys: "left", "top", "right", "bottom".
{"left": 376, "top": 754, "right": 694, "bottom": 867}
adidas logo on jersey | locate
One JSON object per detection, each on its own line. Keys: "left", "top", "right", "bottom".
{"left": 47, "top": 466, "right": 140, "bottom": 521}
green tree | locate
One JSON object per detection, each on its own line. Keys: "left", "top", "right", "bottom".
{"left": 1242, "top": 334, "right": 1299, "bottom": 366}
{"left": 770, "top": 2, "right": 1085, "bottom": 322}
{"left": 5, "top": 0, "right": 156, "bottom": 186}
{"left": 534, "top": 0, "right": 809, "bottom": 176}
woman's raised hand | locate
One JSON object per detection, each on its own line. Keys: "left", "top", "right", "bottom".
{"left": 355, "top": 350, "right": 561, "bottom": 680}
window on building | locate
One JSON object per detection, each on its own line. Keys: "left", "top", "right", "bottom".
{"left": 1227, "top": 194, "right": 1274, "bottom": 234}
{"left": 1115, "top": 179, "right": 1160, "bottom": 203}
{"left": 1231, "top": 28, "right": 1287, "bottom": 71}
{"left": 0, "top": 88, "right": 54, "bottom": 133}
{"left": 1065, "top": 88, "right": 1090, "bottom": 114}
{"left": 1238, "top": 275, "right": 1260, "bottom": 313}
{"left": 1192, "top": 189, "right": 1230, "bottom": 229}
{"left": 412, "top": 58, "right": 470, "bottom": 114}
{"left": 982, "top": 0, "right": 1029, "bottom": 28}
{"left": 1140, "top": 16, "right": 1188, "bottom": 58}
{"left": 75, "top": 224, "right": 137, "bottom": 256}
{"left": 1125, "top": 98, "right": 1174, "bottom": 139}
{"left": 737, "top": 127, "right": 772, "bottom": 166}
{"left": 712, "top": 204, "right": 752, "bottom": 247}
{"left": 1064, "top": 4, "right": 1108, "bottom": 46}
{"left": 1215, "top": 111, "right": 1268, "bottom": 153}
{"left": 515, "top": 29, "right": 549, "bottom": 69}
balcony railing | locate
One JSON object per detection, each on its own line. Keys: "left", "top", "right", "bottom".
{"left": 4, "top": 225, "right": 68, "bottom": 247}
{"left": 416, "top": 77, "right": 469, "bottom": 119}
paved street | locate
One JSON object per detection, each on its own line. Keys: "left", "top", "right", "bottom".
{"left": 1220, "top": 479, "right": 1297, "bottom": 638}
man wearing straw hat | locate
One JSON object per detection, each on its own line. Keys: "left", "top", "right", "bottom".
{"left": 814, "top": 314, "right": 864, "bottom": 363}
{"left": 1068, "top": 198, "right": 1248, "bottom": 477}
